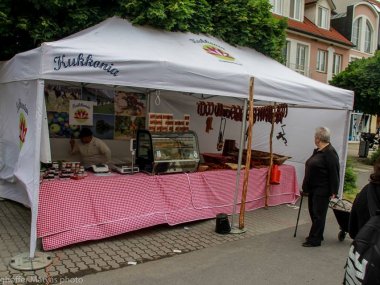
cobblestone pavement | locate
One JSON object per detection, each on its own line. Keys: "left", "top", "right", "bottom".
{"left": 0, "top": 198, "right": 309, "bottom": 285}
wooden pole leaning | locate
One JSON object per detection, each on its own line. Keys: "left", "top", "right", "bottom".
{"left": 239, "top": 77, "right": 255, "bottom": 230}
{"left": 265, "top": 103, "right": 276, "bottom": 208}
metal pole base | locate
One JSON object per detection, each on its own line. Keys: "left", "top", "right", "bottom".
{"left": 229, "top": 227, "right": 247, "bottom": 234}
{"left": 10, "top": 252, "right": 52, "bottom": 271}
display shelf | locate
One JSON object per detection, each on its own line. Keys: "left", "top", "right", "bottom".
{"left": 136, "top": 130, "right": 200, "bottom": 174}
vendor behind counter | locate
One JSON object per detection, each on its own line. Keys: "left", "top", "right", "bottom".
{"left": 70, "top": 127, "right": 111, "bottom": 168}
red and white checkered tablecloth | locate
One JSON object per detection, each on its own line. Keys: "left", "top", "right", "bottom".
{"left": 37, "top": 165, "right": 299, "bottom": 250}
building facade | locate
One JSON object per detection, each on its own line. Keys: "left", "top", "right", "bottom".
{"left": 270, "top": 0, "right": 380, "bottom": 141}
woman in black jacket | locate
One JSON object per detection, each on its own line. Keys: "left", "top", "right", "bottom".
{"left": 349, "top": 158, "right": 380, "bottom": 239}
{"left": 302, "top": 127, "right": 340, "bottom": 247}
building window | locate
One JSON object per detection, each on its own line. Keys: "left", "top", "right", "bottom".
{"left": 290, "top": 0, "right": 302, "bottom": 21}
{"left": 296, "top": 43, "right": 308, "bottom": 75}
{"left": 350, "top": 56, "right": 360, "bottom": 62}
{"left": 352, "top": 18, "right": 362, "bottom": 50}
{"left": 270, "top": 0, "right": 283, "bottom": 15}
{"left": 365, "top": 20, "right": 373, "bottom": 53}
{"left": 316, "top": 50, "right": 327, "bottom": 72}
{"left": 333, "top": 54, "right": 342, "bottom": 75}
{"left": 283, "top": 40, "right": 291, "bottom": 66}
{"left": 317, "top": 6, "right": 329, "bottom": 29}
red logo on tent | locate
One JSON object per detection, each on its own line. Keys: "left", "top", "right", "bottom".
{"left": 19, "top": 112, "right": 27, "bottom": 149}
{"left": 203, "top": 44, "right": 235, "bottom": 61}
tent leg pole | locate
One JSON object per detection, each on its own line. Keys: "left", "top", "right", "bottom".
{"left": 239, "top": 77, "right": 255, "bottom": 230}
{"left": 230, "top": 99, "right": 248, "bottom": 234}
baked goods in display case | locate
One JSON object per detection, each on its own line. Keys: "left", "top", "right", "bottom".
{"left": 135, "top": 130, "right": 200, "bottom": 174}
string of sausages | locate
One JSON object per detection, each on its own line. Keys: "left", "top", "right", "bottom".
{"left": 197, "top": 101, "right": 288, "bottom": 124}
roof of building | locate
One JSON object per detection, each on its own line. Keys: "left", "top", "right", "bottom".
{"left": 279, "top": 16, "right": 353, "bottom": 47}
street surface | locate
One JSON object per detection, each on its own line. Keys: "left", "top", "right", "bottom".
{"left": 62, "top": 215, "right": 351, "bottom": 285}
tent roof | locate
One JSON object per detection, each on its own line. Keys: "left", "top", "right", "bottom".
{"left": 0, "top": 16, "right": 354, "bottom": 110}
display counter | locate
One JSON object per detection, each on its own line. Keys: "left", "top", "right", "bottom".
{"left": 37, "top": 164, "right": 300, "bottom": 250}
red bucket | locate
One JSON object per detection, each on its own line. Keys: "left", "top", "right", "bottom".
{"left": 270, "top": 164, "right": 281, "bottom": 185}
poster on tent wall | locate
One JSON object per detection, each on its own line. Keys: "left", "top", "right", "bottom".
{"left": 81, "top": 87, "right": 115, "bottom": 139}
{"left": 89, "top": 114, "right": 115, "bottom": 139}
{"left": 69, "top": 100, "right": 96, "bottom": 126}
{"left": 82, "top": 87, "right": 115, "bottom": 114}
{"left": 45, "top": 84, "right": 81, "bottom": 138}
{"left": 115, "top": 91, "right": 146, "bottom": 116}
{"left": 114, "top": 91, "right": 146, "bottom": 140}
{"left": 45, "top": 84, "right": 81, "bottom": 112}
{"left": 114, "top": 116, "right": 146, "bottom": 140}
{"left": 44, "top": 83, "right": 147, "bottom": 140}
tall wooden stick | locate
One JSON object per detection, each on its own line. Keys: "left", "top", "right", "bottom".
{"left": 239, "top": 77, "right": 255, "bottom": 229}
{"left": 265, "top": 103, "right": 276, "bottom": 208}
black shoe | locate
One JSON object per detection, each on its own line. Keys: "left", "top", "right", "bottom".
{"left": 305, "top": 236, "right": 323, "bottom": 242}
{"left": 302, "top": 241, "right": 321, "bottom": 247}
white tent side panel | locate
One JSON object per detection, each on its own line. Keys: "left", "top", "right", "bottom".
{"left": 0, "top": 80, "right": 41, "bottom": 207}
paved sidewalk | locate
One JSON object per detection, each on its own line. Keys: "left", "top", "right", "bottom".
{"left": 0, "top": 142, "right": 371, "bottom": 285}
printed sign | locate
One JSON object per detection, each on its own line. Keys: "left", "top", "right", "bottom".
{"left": 69, "top": 100, "right": 96, "bottom": 126}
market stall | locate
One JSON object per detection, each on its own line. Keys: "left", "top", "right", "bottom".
{"left": 38, "top": 165, "right": 298, "bottom": 250}
{"left": 0, "top": 17, "right": 354, "bottom": 256}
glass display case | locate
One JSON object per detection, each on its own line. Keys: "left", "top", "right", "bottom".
{"left": 136, "top": 130, "right": 200, "bottom": 174}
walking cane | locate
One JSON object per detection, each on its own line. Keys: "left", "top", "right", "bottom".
{"left": 293, "top": 193, "right": 304, "bottom": 237}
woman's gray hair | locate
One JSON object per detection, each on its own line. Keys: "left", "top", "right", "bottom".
{"left": 315, "top": 127, "right": 331, "bottom": 143}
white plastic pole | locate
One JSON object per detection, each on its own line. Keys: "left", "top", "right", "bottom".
{"left": 30, "top": 80, "right": 45, "bottom": 258}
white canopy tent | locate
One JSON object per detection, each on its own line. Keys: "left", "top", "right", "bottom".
{"left": 0, "top": 16, "right": 354, "bottom": 258}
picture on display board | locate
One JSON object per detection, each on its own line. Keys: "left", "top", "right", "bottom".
{"left": 45, "top": 84, "right": 81, "bottom": 112}
{"left": 114, "top": 116, "right": 146, "bottom": 140}
{"left": 86, "top": 114, "right": 115, "bottom": 140}
{"left": 115, "top": 91, "right": 146, "bottom": 117}
{"left": 82, "top": 87, "right": 115, "bottom": 114}
{"left": 69, "top": 100, "right": 96, "bottom": 126}
{"left": 47, "top": 112, "right": 81, "bottom": 138}
{"left": 44, "top": 83, "right": 148, "bottom": 140}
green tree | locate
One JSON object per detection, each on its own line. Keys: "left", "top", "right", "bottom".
{"left": 330, "top": 51, "right": 380, "bottom": 115}
{"left": 210, "top": 0, "right": 287, "bottom": 61}
{"left": 0, "top": 0, "right": 287, "bottom": 61}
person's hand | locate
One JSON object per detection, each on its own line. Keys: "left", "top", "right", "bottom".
{"left": 330, "top": 194, "right": 336, "bottom": 200}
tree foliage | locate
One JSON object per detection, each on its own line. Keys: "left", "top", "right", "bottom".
{"left": 330, "top": 51, "right": 380, "bottom": 115}
{"left": 0, "top": 0, "right": 287, "bottom": 61}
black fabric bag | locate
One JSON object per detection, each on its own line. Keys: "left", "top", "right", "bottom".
{"left": 343, "top": 186, "right": 380, "bottom": 285}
